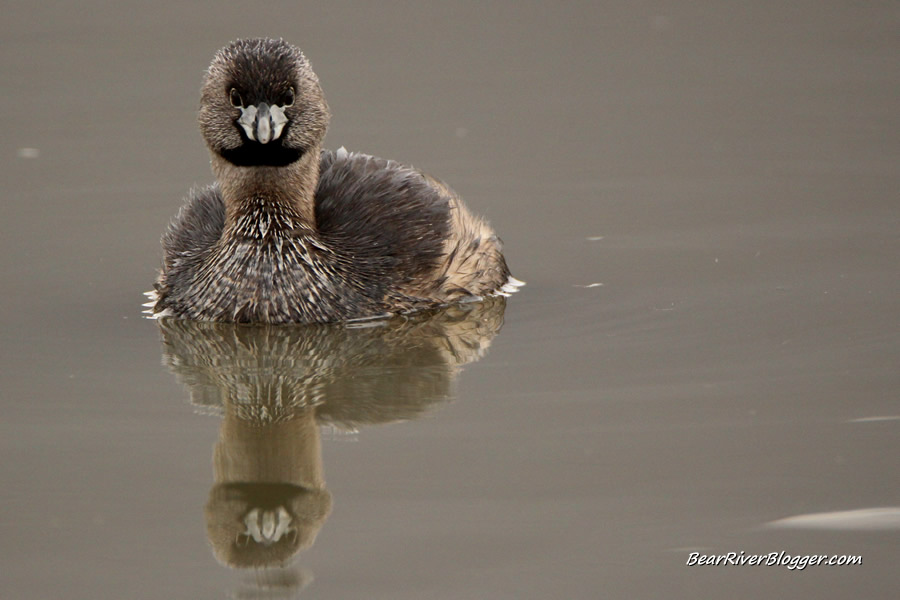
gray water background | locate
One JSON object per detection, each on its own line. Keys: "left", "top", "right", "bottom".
{"left": 2, "top": 2, "right": 898, "bottom": 598}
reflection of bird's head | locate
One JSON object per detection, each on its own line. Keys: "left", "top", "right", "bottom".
{"left": 205, "top": 483, "right": 332, "bottom": 568}
{"left": 205, "top": 402, "right": 329, "bottom": 568}
{"left": 199, "top": 38, "right": 330, "bottom": 167}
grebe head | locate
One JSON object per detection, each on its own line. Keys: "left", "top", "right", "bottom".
{"left": 198, "top": 38, "right": 330, "bottom": 168}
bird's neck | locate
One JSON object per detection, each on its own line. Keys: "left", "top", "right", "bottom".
{"left": 212, "top": 147, "right": 320, "bottom": 233}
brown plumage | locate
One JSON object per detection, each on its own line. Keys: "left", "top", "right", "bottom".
{"left": 150, "top": 38, "right": 520, "bottom": 324}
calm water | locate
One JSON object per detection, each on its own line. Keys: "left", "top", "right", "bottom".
{"left": 2, "top": 2, "right": 899, "bottom": 598}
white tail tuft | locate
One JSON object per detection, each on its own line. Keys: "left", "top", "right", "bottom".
{"left": 498, "top": 275, "right": 526, "bottom": 295}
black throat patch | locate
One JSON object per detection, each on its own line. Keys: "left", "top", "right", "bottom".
{"left": 220, "top": 142, "right": 304, "bottom": 167}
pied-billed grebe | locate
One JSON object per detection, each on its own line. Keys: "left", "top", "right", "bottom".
{"left": 148, "top": 38, "right": 521, "bottom": 324}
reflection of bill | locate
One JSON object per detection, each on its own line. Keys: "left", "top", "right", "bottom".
{"left": 156, "top": 298, "right": 506, "bottom": 570}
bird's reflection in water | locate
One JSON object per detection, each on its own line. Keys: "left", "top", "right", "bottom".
{"left": 157, "top": 298, "right": 507, "bottom": 593}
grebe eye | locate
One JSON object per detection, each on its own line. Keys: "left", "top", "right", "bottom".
{"left": 229, "top": 88, "right": 242, "bottom": 108}
{"left": 284, "top": 87, "right": 294, "bottom": 107}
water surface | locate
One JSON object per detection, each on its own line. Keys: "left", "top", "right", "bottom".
{"left": 2, "top": 2, "right": 898, "bottom": 598}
